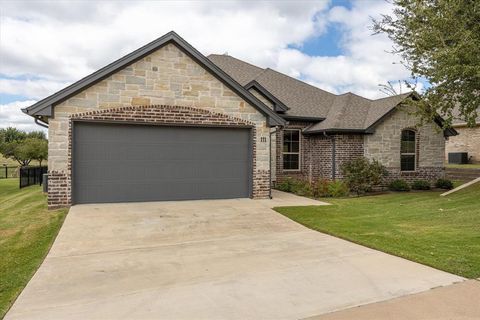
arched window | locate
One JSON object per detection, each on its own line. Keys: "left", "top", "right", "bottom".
{"left": 401, "top": 129, "right": 416, "bottom": 171}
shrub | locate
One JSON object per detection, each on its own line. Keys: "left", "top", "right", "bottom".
{"left": 276, "top": 177, "right": 294, "bottom": 192}
{"left": 314, "top": 179, "right": 330, "bottom": 197}
{"left": 341, "top": 157, "right": 388, "bottom": 195}
{"left": 389, "top": 179, "right": 410, "bottom": 191}
{"left": 313, "top": 179, "right": 349, "bottom": 197}
{"left": 435, "top": 178, "right": 454, "bottom": 190}
{"left": 276, "top": 178, "right": 313, "bottom": 197}
{"left": 411, "top": 180, "right": 431, "bottom": 190}
{"left": 290, "top": 179, "right": 313, "bottom": 197}
{"left": 327, "top": 181, "right": 349, "bottom": 197}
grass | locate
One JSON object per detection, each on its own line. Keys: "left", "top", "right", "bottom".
{"left": 0, "top": 179, "right": 68, "bottom": 318}
{"left": 274, "top": 182, "right": 480, "bottom": 279}
{"left": 446, "top": 163, "right": 480, "bottom": 169}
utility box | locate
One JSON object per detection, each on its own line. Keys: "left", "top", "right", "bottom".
{"left": 448, "top": 152, "right": 469, "bottom": 164}
{"left": 42, "top": 174, "right": 48, "bottom": 193}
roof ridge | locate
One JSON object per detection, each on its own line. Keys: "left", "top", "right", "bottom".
{"left": 373, "top": 92, "right": 412, "bottom": 101}
{"left": 333, "top": 93, "right": 351, "bottom": 128}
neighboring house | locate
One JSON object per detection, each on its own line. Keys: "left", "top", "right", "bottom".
{"left": 24, "top": 31, "right": 455, "bottom": 208}
{"left": 445, "top": 109, "right": 480, "bottom": 163}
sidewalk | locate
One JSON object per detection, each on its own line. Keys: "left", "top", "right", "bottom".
{"left": 307, "top": 280, "right": 480, "bottom": 320}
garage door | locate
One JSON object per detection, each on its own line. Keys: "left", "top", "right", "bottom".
{"left": 72, "top": 122, "right": 251, "bottom": 204}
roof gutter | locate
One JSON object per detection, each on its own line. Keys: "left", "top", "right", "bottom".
{"left": 34, "top": 117, "right": 49, "bottom": 129}
{"left": 305, "top": 128, "right": 367, "bottom": 135}
{"left": 281, "top": 115, "right": 326, "bottom": 122}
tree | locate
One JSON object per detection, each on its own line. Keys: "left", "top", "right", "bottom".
{"left": 341, "top": 157, "right": 388, "bottom": 196}
{"left": 0, "top": 128, "right": 48, "bottom": 167}
{"left": 373, "top": 0, "right": 480, "bottom": 127}
{"left": 1, "top": 127, "right": 27, "bottom": 144}
{"left": 27, "top": 131, "right": 47, "bottom": 140}
{"left": 33, "top": 139, "right": 48, "bottom": 167}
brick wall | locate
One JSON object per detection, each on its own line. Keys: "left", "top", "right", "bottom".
{"left": 274, "top": 122, "right": 364, "bottom": 184}
{"left": 445, "top": 125, "right": 480, "bottom": 163}
{"left": 274, "top": 113, "right": 445, "bottom": 187}
{"left": 47, "top": 42, "right": 272, "bottom": 207}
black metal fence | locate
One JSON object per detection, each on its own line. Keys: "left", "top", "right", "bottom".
{"left": 19, "top": 166, "right": 47, "bottom": 188}
{"left": 0, "top": 166, "right": 18, "bottom": 179}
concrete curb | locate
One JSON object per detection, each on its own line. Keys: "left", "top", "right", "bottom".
{"left": 440, "top": 177, "right": 480, "bottom": 196}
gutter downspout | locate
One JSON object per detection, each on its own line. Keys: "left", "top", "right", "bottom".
{"left": 269, "top": 126, "right": 281, "bottom": 199}
{"left": 35, "top": 117, "right": 49, "bottom": 129}
{"left": 323, "top": 132, "right": 336, "bottom": 180}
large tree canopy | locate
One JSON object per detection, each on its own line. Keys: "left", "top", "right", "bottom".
{"left": 373, "top": 0, "right": 480, "bottom": 127}
{"left": 0, "top": 128, "right": 48, "bottom": 166}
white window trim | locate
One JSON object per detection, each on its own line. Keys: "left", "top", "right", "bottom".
{"left": 400, "top": 130, "right": 417, "bottom": 172}
{"left": 283, "top": 129, "right": 301, "bottom": 172}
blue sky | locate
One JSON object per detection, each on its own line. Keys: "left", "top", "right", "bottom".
{"left": 0, "top": 0, "right": 415, "bottom": 131}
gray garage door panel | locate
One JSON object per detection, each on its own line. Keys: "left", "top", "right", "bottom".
{"left": 73, "top": 122, "right": 251, "bottom": 204}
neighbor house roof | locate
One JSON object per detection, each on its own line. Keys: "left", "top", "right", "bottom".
{"left": 451, "top": 106, "right": 480, "bottom": 126}
{"left": 23, "top": 32, "right": 285, "bottom": 127}
{"left": 209, "top": 54, "right": 452, "bottom": 134}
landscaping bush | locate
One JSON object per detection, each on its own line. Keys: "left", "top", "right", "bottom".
{"left": 341, "top": 157, "right": 387, "bottom": 195}
{"left": 276, "top": 178, "right": 313, "bottom": 197}
{"left": 435, "top": 178, "right": 454, "bottom": 190}
{"left": 314, "top": 179, "right": 330, "bottom": 197}
{"left": 327, "top": 181, "right": 349, "bottom": 197}
{"left": 290, "top": 179, "right": 313, "bottom": 197}
{"left": 276, "top": 177, "right": 294, "bottom": 192}
{"left": 411, "top": 180, "right": 431, "bottom": 190}
{"left": 389, "top": 179, "right": 410, "bottom": 191}
{"left": 313, "top": 179, "right": 349, "bottom": 197}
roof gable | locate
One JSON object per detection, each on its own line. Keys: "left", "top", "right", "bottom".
{"left": 24, "top": 32, "right": 285, "bottom": 126}
{"left": 245, "top": 80, "right": 289, "bottom": 112}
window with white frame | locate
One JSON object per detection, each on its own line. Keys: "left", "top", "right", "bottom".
{"left": 400, "top": 129, "right": 416, "bottom": 171}
{"left": 283, "top": 129, "right": 300, "bottom": 170}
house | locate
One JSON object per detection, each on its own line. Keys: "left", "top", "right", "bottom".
{"left": 445, "top": 109, "right": 479, "bottom": 163}
{"left": 208, "top": 55, "right": 456, "bottom": 186}
{"left": 24, "top": 31, "right": 455, "bottom": 208}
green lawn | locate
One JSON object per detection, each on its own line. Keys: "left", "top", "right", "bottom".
{"left": 446, "top": 163, "right": 480, "bottom": 169}
{"left": 0, "top": 179, "right": 67, "bottom": 318}
{"left": 275, "top": 183, "right": 480, "bottom": 279}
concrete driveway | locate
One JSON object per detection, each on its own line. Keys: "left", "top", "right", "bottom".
{"left": 6, "top": 191, "right": 463, "bottom": 320}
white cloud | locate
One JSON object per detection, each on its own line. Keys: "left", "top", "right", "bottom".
{"left": 271, "top": 0, "right": 415, "bottom": 98}
{"left": 0, "top": 78, "right": 70, "bottom": 100}
{"left": 0, "top": 0, "right": 415, "bottom": 112}
{"left": 0, "top": 100, "right": 47, "bottom": 132}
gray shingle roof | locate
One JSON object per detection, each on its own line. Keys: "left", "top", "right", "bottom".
{"left": 208, "top": 54, "right": 413, "bottom": 133}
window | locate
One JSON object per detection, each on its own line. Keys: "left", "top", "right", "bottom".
{"left": 283, "top": 129, "right": 300, "bottom": 170}
{"left": 401, "top": 129, "right": 416, "bottom": 171}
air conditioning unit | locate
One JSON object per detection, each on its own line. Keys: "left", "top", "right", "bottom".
{"left": 448, "top": 152, "right": 469, "bottom": 164}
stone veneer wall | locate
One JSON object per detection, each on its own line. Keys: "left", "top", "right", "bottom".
{"left": 364, "top": 107, "right": 446, "bottom": 183}
{"left": 445, "top": 125, "right": 480, "bottom": 163}
{"left": 249, "top": 88, "right": 275, "bottom": 110}
{"left": 48, "top": 43, "right": 271, "bottom": 208}
{"left": 274, "top": 121, "right": 364, "bottom": 184}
